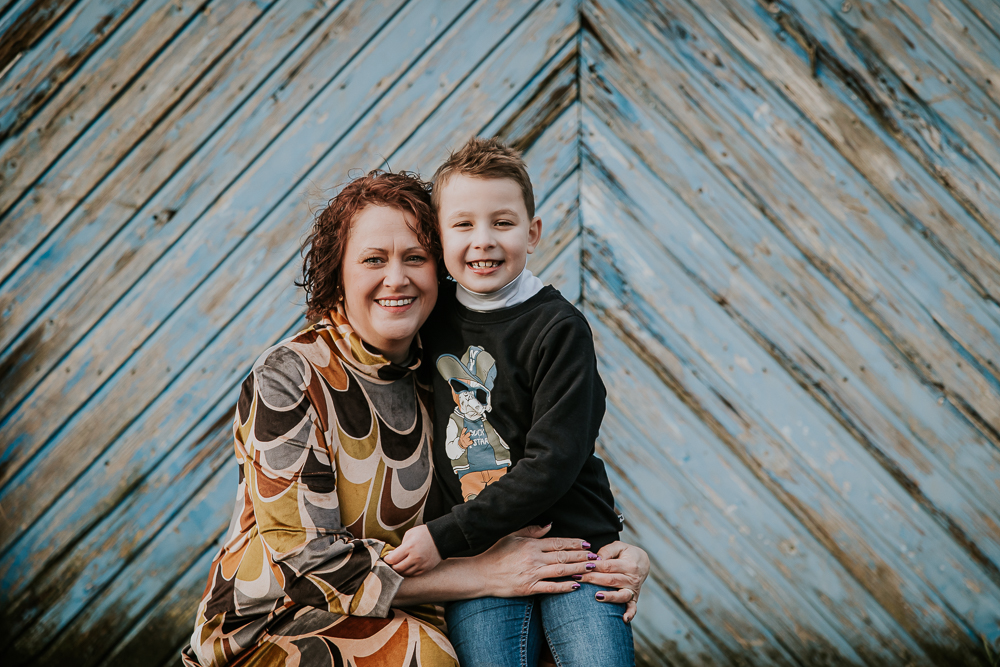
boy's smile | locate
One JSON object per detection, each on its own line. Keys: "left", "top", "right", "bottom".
{"left": 436, "top": 174, "right": 542, "bottom": 294}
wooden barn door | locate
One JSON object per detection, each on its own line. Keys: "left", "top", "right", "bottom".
{"left": 1, "top": 1, "right": 999, "bottom": 665}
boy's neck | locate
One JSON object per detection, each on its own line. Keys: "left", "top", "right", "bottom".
{"left": 456, "top": 268, "right": 544, "bottom": 312}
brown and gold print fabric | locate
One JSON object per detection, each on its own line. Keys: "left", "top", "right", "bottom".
{"left": 183, "top": 308, "right": 455, "bottom": 666}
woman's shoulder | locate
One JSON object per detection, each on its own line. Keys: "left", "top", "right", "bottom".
{"left": 251, "top": 322, "right": 338, "bottom": 383}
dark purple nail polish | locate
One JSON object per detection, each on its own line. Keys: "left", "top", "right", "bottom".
{"left": 572, "top": 574, "right": 583, "bottom": 581}
{"left": 572, "top": 583, "right": 581, "bottom": 590}
{"left": 587, "top": 553, "right": 599, "bottom": 560}
{"left": 596, "top": 592, "right": 605, "bottom": 600}
{"left": 586, "top": 563, "right": 596, "bottom": 570}
{"left": 581, "top": 541, "right": 591, "bottom": 548}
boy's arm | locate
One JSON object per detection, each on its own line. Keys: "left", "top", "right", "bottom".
{"left": 425, "top": 313, "right": 606, "bottom": 558}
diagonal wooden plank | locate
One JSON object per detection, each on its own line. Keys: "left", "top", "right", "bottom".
{"left": 0, "top": 0, "right": 396, "bottom": 419}
{"left": 0, "top": 0, "right": 480, "bottom": 499}
{"left": 581, "top": 0, "right": 1000, "bottom": 577}
{"left": 0, "top": 0, "right": 144, "bottom": 143}
{"left": 583, "top": 0, "right": 1000, "bottom": 480}
{"left": 684, "top": 0, "right": 1000, "bottom": 311}
{"left": 581, "top": 121, "right": 1000, "bottom": 661}
{"left": 0, "top": 32, "right": 580, "bottom": 645}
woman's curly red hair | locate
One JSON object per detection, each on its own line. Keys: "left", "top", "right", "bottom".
{"left": 298, "top": 170, "right": 439, "bottom": 321}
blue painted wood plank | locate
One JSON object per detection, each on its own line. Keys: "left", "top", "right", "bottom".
{"left": 593, "top": 320, "right": 929, "bottom": 665}
{"left": 684, "top": 0, "right": 1000, "bottom": 313}
{"left": 0, "top": 0, "right": 142, "bottom": 142}
{"left": 581, "top": 0, "right": 1000, "bottom": 572}
{"left": 97, "top": 541, "right": 223, "bottom": 667}
{"left": 0, "top": 0, "right": 468, "bottom": 493}
{"left": 780, "top": 0, "right": 1000, "bottom": 247}
{"left": 19, "top": 462, "right": 236, "bottom": 666}
{"left": 580, "top": 111, "right": 1000, "bottom": 659}
{"left": 0, "top": 24, "right": 581, "bottom": 643}
{"left": 0, "top": 1, "right": 77, "bottom": 70}
{"left": 0, "top": 0, "right": 285, "bottom": 391}
{"left": 0, "top": 0, "right": 264, "bottom": 266}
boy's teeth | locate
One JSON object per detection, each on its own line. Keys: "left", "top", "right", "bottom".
{"left": 470, "top": 260, "right": 500, "bottom": 268}
{"left": 377, "top": 297, "right": 415, "bottom": 307}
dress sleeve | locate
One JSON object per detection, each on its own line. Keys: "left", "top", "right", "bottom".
{"left": 239, "top": 345, "right": 403, "bottom": 618}
{"left": 426, "top": 313, "right": 606, "bottom": 557}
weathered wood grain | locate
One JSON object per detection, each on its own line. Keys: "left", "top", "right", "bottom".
{"left": 98, "top": 543, "right": 222, "bottom": 667}
{"left": 582, "top": 0, "right": 1000, "bottom": 575}
{"left": 0, "top": 0, "right": 474, "bottom": 496}
{"left": 0, "top": 0, "right": 76, "bottom": 76}
{"left": 19, "top": 463, "right": 235, "bottom": 667}
{"left": 0, "top": 0, "right": 383, "bottom": 418}
{"left": 581, "top": 131, "right": 999, "bottom": 661}
{"left": 0, "top": 0, "right": 144, "bottom": 143}
{"left": 0, "top": 29, "right": 581, "bottom": 647}
{"left": 594, "top": 322, "right": 929, "bottom": 665}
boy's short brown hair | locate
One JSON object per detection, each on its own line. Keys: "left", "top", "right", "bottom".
{"left": 431, "top": 136, "right": 535, "bottom": 218}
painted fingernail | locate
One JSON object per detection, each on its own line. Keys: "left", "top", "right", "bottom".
{"left": 587, "top": 553, "right": 599, "bottom": 560}
{"left": 586, "top": 563, "right": 596, "bottom": 570}
{"left": 572, "top": 574, "right": 583, "bottom": 581}
{"left": 581, "top": 541, "right": 591, "bottom": 548}
{"left": 596, "top": 592, "right": 605, "bottom": 600}
{"left": 572, "top": 583, "right": 581, "bottom": 590}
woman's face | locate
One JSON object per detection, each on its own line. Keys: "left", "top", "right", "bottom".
{"left": 341, "top": 205, "right": 438, "bottom": 363}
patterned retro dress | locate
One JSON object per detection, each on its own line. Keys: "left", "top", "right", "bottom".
{"left": 182, "top": 308, "right": 457, "bottom": 667}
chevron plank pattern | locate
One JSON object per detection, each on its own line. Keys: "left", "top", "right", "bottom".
{"left": 1, "top": 0, "right": 999, "bottom": 665}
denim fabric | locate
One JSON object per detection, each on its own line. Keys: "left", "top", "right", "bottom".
{"left": 445, "top": 584, "right": 634, "bottom": 667}
{"left": 446, "top": 595, "right": 544, "bottom": 667}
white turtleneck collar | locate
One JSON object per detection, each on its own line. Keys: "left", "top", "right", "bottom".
{"left": 455, "top": 267, "right": 545, "bottom": 312}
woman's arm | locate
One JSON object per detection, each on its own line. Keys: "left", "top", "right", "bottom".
{"left": 579, "top": 541, "right": 650, "bottom": 623}
{"left": 392, "top": 525, "right": 594, "bottom": 606}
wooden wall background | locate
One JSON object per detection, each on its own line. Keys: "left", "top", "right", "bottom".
{"left": 1, "top": 0, "right": 999, "bottom": 665}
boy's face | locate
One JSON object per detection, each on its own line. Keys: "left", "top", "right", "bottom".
{"left": 436, "top": 174, "right": 542, "bottom": 294}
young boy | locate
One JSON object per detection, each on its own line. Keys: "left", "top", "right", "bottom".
{"left": 385, "top": 137, "right": 633, "bottom": 665}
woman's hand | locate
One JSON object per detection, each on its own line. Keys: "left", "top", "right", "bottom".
{"left": 578, "top": 541, "right": 649, "bottom": 623}
{"left": 392, "top": 524, "right": 595, "bottom": 606}
{"left": 478, "top": 524, "right": 596, "bottom": 597}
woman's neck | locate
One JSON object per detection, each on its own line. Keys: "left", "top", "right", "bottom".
{"left": 456, "top": 268, "right": 544, "bottom": 312}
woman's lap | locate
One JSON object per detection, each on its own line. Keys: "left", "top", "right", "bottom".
{"left": 446, "top": 584, "right": 634, "bottom": 667}
{"left": 238, "top": 606, "right": 457, "bottom": 667}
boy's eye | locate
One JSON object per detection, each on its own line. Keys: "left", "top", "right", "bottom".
{"left": 494, "top": 219, "right": 514, "bottom": 227}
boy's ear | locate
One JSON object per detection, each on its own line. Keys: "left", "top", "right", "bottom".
{"left": 526, "top": 216, "right": 543, "bottom": 254}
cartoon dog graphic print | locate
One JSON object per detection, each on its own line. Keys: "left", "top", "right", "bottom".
{"left": 436, "top": 346, "right": 510, "bottom": 501}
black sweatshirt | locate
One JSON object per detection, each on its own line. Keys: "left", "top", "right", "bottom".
{"left": 420, "top": 282, "right": 621, "bottom": 559}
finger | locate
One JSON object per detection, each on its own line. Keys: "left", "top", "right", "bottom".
{"left": 623, "top": 600, "right": 638, "bottom": 624}
{"left": 384, "top": 550, "right": 402, "bottom": 565}
{"left": 578, "top": 572, "right": 637, "bottom": 589}
{"left": 592, "top": 588, "right": 635, "bottom": 605}
{"left": 540, "top": 548, "right": 591, "bottom": 566}
{"left": 538, "top": 536, "right": 593, "bottom": 553}
{"left": 511, "top": 523, "right": 552, "bottom": 539}
{"left": 595, "top": 541, "right": 626, "bottom": 560}
{"left": 536, "top": 560, "right": 595, "bottom": 580}
{"left": 528, "top": 580, "right": 583, "bottom": 595}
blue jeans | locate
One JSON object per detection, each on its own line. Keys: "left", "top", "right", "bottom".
{"left": 445, "top": 583, "right": 634, "bottom": 667}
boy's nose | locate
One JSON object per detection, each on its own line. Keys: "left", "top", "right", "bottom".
{"left": 471, "top": 225, "right": 496, "bottom": 249}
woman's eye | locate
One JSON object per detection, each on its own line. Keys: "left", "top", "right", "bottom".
{"left": 406, "top": 255, "right": 427, "bottom": 263}
{"left": 362, "top": 256, "right": 384, "bottom": 265}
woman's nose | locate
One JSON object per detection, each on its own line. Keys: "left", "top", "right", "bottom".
{"left": 383, "top": 259, "right": 410, "bottom": 287}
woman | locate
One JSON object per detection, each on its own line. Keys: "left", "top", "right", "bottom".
{"left": 181, "top": 171, "right": 648, "bottom": 666}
